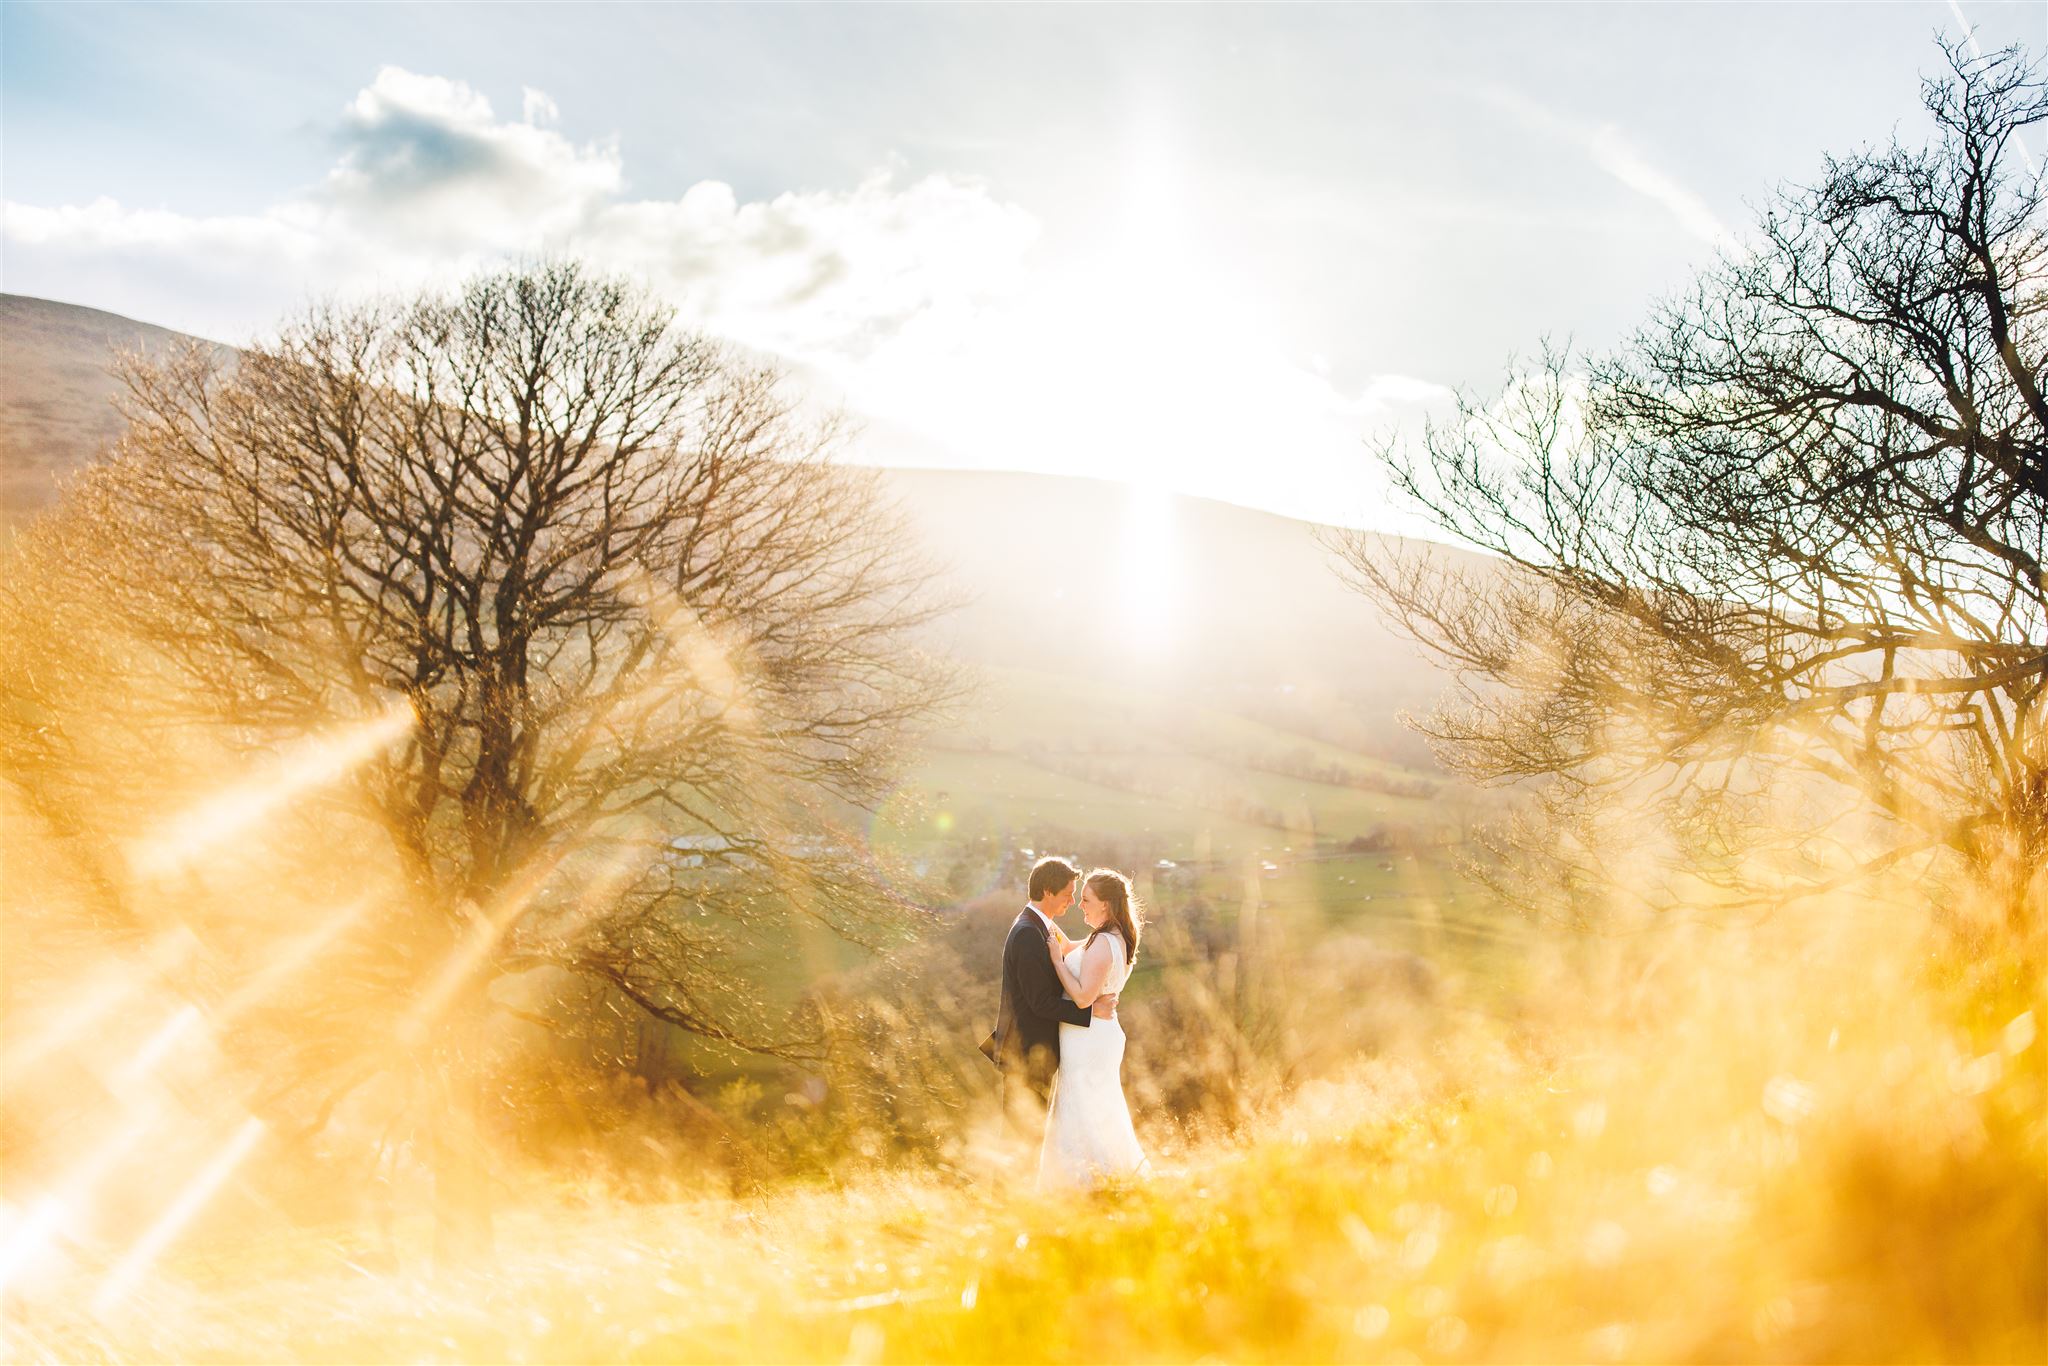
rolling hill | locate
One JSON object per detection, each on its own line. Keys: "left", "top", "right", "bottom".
{"left": 0, "top": 294, "right": 237, "bottom": 525}
{"left": 0, "top": 293, "right": 1471, "bottom": 872}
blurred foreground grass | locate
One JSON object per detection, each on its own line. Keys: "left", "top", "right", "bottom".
{"left": 8, "top": 910, "right": 2042, "bottom": 1365}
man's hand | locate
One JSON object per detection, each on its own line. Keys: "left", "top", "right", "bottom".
{"left": 1090, "top": 991, "right": 1118, "bottom": 1019}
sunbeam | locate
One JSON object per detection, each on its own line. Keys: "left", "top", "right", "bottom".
{"left": 3, "top": 30, "right": 2043, "bottom": 1358}
{"left": 0, "top": 1198, "right": 71, "bottom": 1296}
{"left": 526, "top": 850, "right": 653, "bottom": 953}
{"left": 91, "top": 1117, "right": 267, "bottom": 1315}
{"left": 213, "top": 897, "right": 375, "bottom": 1020}
{"left": 397, "top": 856, "right": 565, "bottom": 1044}
{"left": 0, "top": 1109, "right": 164, "bottom": 1296}
{"left": 111, "top": 1004, "right": 203, "bottom": 1086}
{"left": 0, "top": 898, "right": 382, "bottom": 1296}
{"left": 1, "top": 929, "right": 198, "bottom": 1078}
{"left": 126, "top": 701, "right": 414, "bottom": 880}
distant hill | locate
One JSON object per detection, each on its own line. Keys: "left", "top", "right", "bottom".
{"left": 878, "top": 466, "right": 1447, "bottom": 756}
{"left": 0, "top": 293, "right": 1470, "bottom": 860}
{"left": 0, "top": 295, "right": 237, "bottom": 524}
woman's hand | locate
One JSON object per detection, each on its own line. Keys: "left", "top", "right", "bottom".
{"left": 1046, "top": 930, "right": 1068, "bottom": 966}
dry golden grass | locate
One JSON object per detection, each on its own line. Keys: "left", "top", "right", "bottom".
{"left": 6, "top": 902, "right": 2041, "bottom": 1365}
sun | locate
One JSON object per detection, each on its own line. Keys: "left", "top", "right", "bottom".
{"left": 1108, "top": 478, "right": 1184, "bottom": 652}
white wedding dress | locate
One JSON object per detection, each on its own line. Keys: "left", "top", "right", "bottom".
{"left": 1037, "top": 931, "right": 1150, "bottom": 1190}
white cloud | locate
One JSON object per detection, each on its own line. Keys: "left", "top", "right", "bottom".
{"left": 1, "top": 196, "right": 347, "bottom": 344}
{"left": 1586, "top": 126, "right": 1731, "bottom": 249}
{"left": 4, "top": 196, "right": 313, "bottom": 258}
{"left": 1479, "top": 85, "right": 1732, "bottom": 249}
{"left": 0, "top": 64, "right": 1426, "bottom": 527}
{"left": 1351, "top": 373, "right": 1458, "bottom": 414}
{"left": 325, "top": 67, "right": 621, "bottom": 247}
{"left": 2, "top": 66, "right": 1037, "bottom": 356}
{"left": 583, "top": 171, "right": 1039, "bottom": 364}
{"left": 521, "top": 86, "right": 561, "bottom": 127}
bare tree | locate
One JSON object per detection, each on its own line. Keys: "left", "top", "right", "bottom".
{"left": 1334, "top": 40, "right": 2047, "bottom": 933}
{"left": 3, "top": 259, "right": 956, "bottom": 1255}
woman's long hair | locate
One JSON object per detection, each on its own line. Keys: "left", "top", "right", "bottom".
{"left": 1083, "top": 868, "right": 1142, "bottom": 967}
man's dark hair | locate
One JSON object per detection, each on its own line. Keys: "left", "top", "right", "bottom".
{"left": 1028, "top": 855, "right": 1078, "bottom": 902}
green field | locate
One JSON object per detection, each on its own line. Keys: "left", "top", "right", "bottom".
{"left": 879, "top": 665, "right": 1462, "bottom": 867}
{"left": 679, "top": 662, "right": 1523, "bottom": 1087}
{"left": 931, "top": 666, "right": 1430, "bottom": 776}
{"left": 867, "top": 661, "right": 1523, "bottom": 979}
{"left": 1173, "top": 852, "right": 1532, "bottom": 997}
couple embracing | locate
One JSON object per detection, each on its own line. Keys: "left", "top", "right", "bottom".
{"left": 982, "top": 856, "right": 1151, "bottom": 1189}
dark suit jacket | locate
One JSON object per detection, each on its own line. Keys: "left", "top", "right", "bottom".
{"left": 981, "top": 908, "right": 1090, "bottom": 1077}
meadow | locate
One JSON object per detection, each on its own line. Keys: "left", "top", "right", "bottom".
{"left": 870, "top": 664, "right": 1468, "bottom": 877}
{"left": 7, "top": 890, "right": 2039, "bottom": 1364}
{"left": 13, "top": 623, "right": 2040, "bottom": 1365}
{"left": 4, "top": 457, "right": 2041, "bottom": 1366}
{"left": 6, "top": 57, "right": 2048, "bottom": 1356}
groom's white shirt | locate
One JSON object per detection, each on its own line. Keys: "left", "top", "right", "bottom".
{"left": 1023, "top": 901, "right": 1058, "bottom": 938}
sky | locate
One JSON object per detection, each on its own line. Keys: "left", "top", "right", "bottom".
{"left": 3, "top": 2, "right": 2043, "bottom": 529}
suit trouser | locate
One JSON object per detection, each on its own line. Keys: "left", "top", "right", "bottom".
{"left": 999, "top": 1045, "right": 1057, "bottom": 1145}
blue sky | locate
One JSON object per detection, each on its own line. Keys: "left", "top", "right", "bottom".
{"left": 4, "top": 2, "right": 2042, "bottom": 525}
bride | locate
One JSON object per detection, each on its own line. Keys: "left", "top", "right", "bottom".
{"left": 1038, "top": 868, "right": 1151, "bottom": 1190}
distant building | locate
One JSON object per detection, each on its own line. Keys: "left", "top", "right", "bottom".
{"left": 665, "top": 834, "right": 734, "bottom": 868}
{"left": 665, "top": 832, "right": 845, "bottom": 869}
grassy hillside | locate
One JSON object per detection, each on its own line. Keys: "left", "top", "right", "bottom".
{"left": 11, "top": 911, "right": 2038, "bottom": 1365}
{"left": 1, "top": 292, "right": 1478, "bottom": 881}
{"left": 0, "top": 294, "right": 1505, "bottom": 1108}
{"left": 875, "top": 668, "right": 1451, "bottom": 860}
{"left": 0, "top": 295, "right": 233, "bottom": 525}
{"left": 4, "top": 312, "right": 2040, "bottom": 1366}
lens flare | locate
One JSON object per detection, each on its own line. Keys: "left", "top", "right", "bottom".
{"left": 0, "top": 1198, "right": 71, "bottom": 1295}
{"left": 92, "top": 1117, "right": 267, "bottom": 1315}
{"left": 2, "top": 929, "right": 197, "bottom": 1078}
{"left": 399, "top": 855, "right": 565, "bottom": 1043}
{"left": 112, "top": 1004, "right": 203, "bottom": 1085}
{"left": 214, "top": 897, "right": 375, "bottom": 1019}
{"left": 126, "top": 700, "right": 414, "bottom": 879}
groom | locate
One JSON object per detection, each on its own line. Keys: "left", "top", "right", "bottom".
{"left": 982, "top": 856, "right": 1117, "bottom": 1139}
